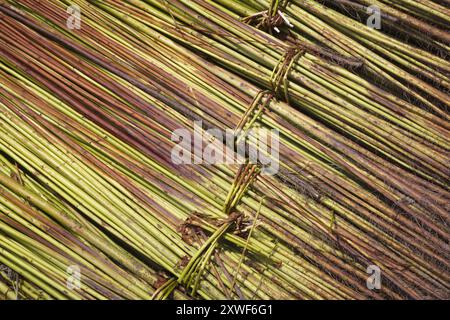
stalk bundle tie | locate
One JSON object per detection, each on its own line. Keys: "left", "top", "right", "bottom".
{"left": 270, "top": 47, "right": 305, "bottom": 103}
{"left": 165, "top": 163, "right": 261, "bottom": 298}
{"left": 223, "top": 162, "right": 261, "bottom": 215}
{"left": 241, "top": 0, "right": 291, "bottom": 34}
{"left": 182, "top": 163, "right": 260, "bottom": 296}
{"left": 177, "top": 222, "right": 232, "bottom": 296}
{"left": 0, "top": 265, "right": 21, "bottom": 300}
{"left": 150, "top": 278, "right": 177, "bottom": 300}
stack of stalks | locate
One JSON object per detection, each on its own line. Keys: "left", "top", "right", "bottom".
{"left": 0, "top": 0, "right": 448, "bottom": 300}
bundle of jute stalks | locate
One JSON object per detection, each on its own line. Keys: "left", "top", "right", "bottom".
{"left": 0, "top": 0, "right": 448, "bottom": 300}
